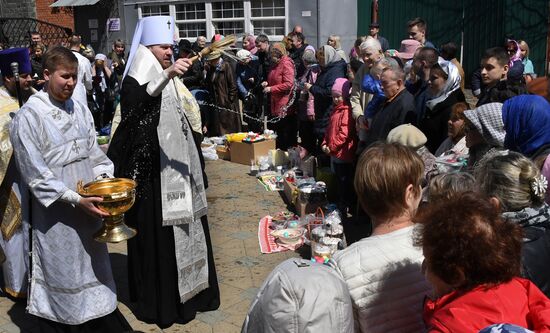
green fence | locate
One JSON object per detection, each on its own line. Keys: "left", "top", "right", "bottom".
{"left": 358, "top": 0, "right": 548, "bottom": 83}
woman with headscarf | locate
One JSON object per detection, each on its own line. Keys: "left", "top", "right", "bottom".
{"left": 242, "top": 33, "right": 258, "bottom": 55}
{"left": 418, "top": 59, "right": 466, "bottom": 153}
{"left": 502, "top": 95, "right": 550, "bottom": 161}
{"left": 298, "top": 50, "right": 321, "bottom": 154}
{"left": 304, "top": 45, "right": 347, "bottom": 153}
{"left": 262, "top": 42, "right": 297, "bottom": 150}
{"left": 506, "top": 40, "right": 525, "bottom": 85}
{"left": 502, "top": 95, "right": 550, "bottom": 203}
{"left": 463, "top": 102, "right": 506, "bottom": 171}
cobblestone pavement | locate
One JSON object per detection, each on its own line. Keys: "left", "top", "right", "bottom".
{"left": 0, "top": 159, "right": 300, "bottom": 332}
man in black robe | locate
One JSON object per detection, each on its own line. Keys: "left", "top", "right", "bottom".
{"left": 107, "top": 16, "right": 220, "bottom": 329}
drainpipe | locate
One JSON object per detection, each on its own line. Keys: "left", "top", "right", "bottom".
{"left": 372, "top": 0, "right": 378, "bottom": 24}
{"left": 316, "top": 0, "right": 320, "bottom": 49}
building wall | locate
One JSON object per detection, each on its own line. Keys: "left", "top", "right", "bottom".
{"left": 35, "top": 0, "right": 75, "bottom": 30}
{"left": 74, "top": 0, "right": 127, "bottom": 54}
{"left": 0, "top": 0, "right": 36, "bottom": 18}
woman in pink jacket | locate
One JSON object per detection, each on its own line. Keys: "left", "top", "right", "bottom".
{"left": 262, "top": 42, "right": 296, "bottom": 150}
{"left": 321, "top": 78, "right": 357, "bottom": 215}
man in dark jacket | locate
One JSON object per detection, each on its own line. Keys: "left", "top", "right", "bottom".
{"left": 256, "top": 34, "right": 271, "bottom": 120}
{"left": 365, "top": 67, "right": 416, "bottom": 147}
{"left": 476, "top": 47, "right": 527, "bottom": 107}
{"left": 179, "top": 39, "right": 203, "bottom": 91}
{"left": 289, "top": 32, "right": 310, "bottom": 79}
{"left": 407, "top": 47, "right": 438, "bottom": 123}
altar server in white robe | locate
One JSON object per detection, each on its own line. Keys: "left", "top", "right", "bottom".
{"left": 9, "top": 46, "right": 132, "bottom": 332}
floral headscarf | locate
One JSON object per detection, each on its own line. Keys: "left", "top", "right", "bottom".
{"left": 243, "top": 34, "right": 257, "bottom": 55}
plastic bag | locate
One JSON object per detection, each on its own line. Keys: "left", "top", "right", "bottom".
{"left": 201, "top": 144, "right": 218, "bottom": 161}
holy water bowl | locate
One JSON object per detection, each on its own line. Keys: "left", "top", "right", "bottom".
{"left": 77, "top": 178, "right": 137, "bottom": 243}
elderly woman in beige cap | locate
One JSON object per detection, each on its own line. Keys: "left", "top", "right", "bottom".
{"left": 205, "top": 49, "right": 241, "bottom": 135}
{"left": 387, "top": 123, "right": 438, "bottom": 184}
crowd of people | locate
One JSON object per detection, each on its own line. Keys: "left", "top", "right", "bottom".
{"left": 0, "top": 13, "right": 549, "bottom": 333}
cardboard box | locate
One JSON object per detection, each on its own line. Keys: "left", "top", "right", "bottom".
{"left": 230, "top": 139, "right": 276, "bottom": 165}
{"left": 216, "top": 146, "right": 231, "bottom": 160}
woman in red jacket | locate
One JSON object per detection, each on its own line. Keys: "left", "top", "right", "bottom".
{"left": 414, "top": 192, "right": 550, "bottom": 332}
{"left": 321, "top": 78, "right": 357, "bottom": 215}
{"left": 262, "top": 42, "right": 296, "bottom": 150}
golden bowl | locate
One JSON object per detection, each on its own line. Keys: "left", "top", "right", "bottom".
{"left": 77, "top": 178, "right": 137, "bottom": 243}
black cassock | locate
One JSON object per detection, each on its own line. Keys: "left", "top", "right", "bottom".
{"left": 108, "top": 76, "right": 220, "bottom": 328}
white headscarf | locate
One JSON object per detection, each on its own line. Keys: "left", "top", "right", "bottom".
{"left": 322, "top": 45, "right": 341, "bottom": 66}
{"left": 426, "top": 58, "right": 462, "bottom": 110}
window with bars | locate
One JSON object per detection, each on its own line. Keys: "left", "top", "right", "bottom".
{"left": 252, "top": 20, "right": 285, "bottom": 36}
{"left": 211, "top": 1, "right": 244, "bottom": 19}
{"left": 141, "top": 5, "right": 169, "bottom": 17}
{"left": 213, "top": 21, "right": 245, "bottom": 36}
{"left": 138, "top": 1, "right": 286, "bottom": 40}
{"left": 178, "top": 23, "right": 207, "bottom": 39}
{"left": 175, "top": 3, "right": 206, "bottom": 20}
{"left": 251, "top": 0, "right": 285, "bottom": 17}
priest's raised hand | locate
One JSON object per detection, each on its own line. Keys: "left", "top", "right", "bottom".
{"left": 166, "top": 57, "right": 193, "bottom": 79}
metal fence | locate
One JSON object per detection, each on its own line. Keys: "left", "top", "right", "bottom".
{"left": 0, "top": 17, "right": 73, "bottom": 48}
{"left": 358, "top": 0, "right": 548, "bottom": 83}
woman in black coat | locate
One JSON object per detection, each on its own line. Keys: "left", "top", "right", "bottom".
{"left": 304, "top": 45, "right": 347, "bottom": 153}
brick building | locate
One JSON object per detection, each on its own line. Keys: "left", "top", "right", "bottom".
{"left": 36, "top": 0, "right": 74, "bottom": 30}
{"left": 0, "top": 0, "right": 74, "bottom": 30}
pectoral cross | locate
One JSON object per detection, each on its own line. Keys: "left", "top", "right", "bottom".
{"left": 167, "top": 20, "right": 171, "bottom": 29}
{"left": 72, "top": 140, "right": 80, "bottom": 154}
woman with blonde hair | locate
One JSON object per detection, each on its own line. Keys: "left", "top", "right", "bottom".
{"left": 475, "top": 151, "right": 550, "bottom": 297}
{"left": 332, "top": 142, "right": 431, "bottom": 333}
{"left": 518, "top": 40, "right": 535, "bottom": 83}
{"left": 327, "top": 35, "right": 348, "bottom": 63}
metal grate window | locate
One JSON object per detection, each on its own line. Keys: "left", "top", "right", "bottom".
{"left": 250, "top": 0, "right": 285, "bottom": 17}
{"left": 141, "top": 5, "right": 169, "bottom": 17}
{"left": 212, "top": 21, "right": 245, "bottom": 36}
{"left": 252, "top": 20, "right": 284, "bottom": 36}
{"left": 175, "top": 3, "right": 206, "bottom": 21}
{"left": 138, "top": 1, "right": 286, "bottom": 41}
{"left": 177, "top": 23, "right": 207, "bottom": 39}
{"left": 211, "top": 1, "right": 244, "bottom": 19}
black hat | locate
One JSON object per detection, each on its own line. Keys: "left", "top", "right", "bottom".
{"left": 178, "top": 39, "right": 193, "bottom": 53}
{"left": 369, "top": 22, "right": 380, "bottom": 28}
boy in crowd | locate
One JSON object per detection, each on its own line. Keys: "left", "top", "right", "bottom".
{"left": 407, "top": 17, "right": 435, "bottom": 49}
{"left": 476, "top": 47, "right": 526, "bottom": 106}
